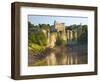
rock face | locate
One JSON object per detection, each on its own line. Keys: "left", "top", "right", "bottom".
{"left": 47, "top": 33, "right": 57, "bottom": 48}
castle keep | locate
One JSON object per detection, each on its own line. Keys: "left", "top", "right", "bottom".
{"left": 51, "top": 21, "right": 65, "bottom": 32}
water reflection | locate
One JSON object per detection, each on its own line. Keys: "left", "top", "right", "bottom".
{"left": 46, "top": 52, "right": 56, "bottom": 65}
{"left": 45, "top": 51, "right": 79, "bottom": 66}
{"left": 28, "top": 45, "right": 87, "bottom": 66}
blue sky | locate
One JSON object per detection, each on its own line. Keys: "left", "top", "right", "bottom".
{"left": 28, "top": 15, "right": 88, "bottom": 26}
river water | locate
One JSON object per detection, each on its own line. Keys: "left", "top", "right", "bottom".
{"left": 28, "top": 45, "right": 87, "bottom": 66}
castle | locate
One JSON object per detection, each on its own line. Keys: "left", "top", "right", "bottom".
{"left": 42, "top": 21, "right": 82, "bottom": 47}
{"left": 51, "top": 21, "right": 65, "bottom": 32}
{"left": 50, "top": 21, "right": 82, "bottom": 41}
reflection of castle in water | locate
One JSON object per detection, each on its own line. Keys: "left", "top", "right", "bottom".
{"left": 46, "top": 51, "right": 79, "bottom": 65}
{"left": 42, "top": 21, "right": 83, "bottom": 48}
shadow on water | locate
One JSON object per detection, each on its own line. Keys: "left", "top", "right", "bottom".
{"left": 28, "top": 44, "right": 87, "bottom": 66}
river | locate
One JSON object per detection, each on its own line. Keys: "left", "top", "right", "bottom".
{"left": 28, "top": 44, "right": 87, "bottom": 66}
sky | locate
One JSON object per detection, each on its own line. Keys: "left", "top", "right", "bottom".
{"left": 28, "top": 15, "right": 88, "bottom": 26}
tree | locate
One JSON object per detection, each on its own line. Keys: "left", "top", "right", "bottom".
{"left": 28, "top": 21, "right": 34, "bottom": 31}
{"left": 78, "top": 25, "right": 88, "bottom": 44}
{"left": 35, "top": 31, "right": 47, "bottom": 46}
{"left": 82, "top": 25, "right": 87, "bottom": 32}
{"left": 39, "top": 24, "right": 50, "bottom": 31}
{"left": 28, "top": 32, "right": 36, "bottom": 44}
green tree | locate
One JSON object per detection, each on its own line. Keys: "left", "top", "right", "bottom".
{"left": 35, "top": 31, "right": 47, "bottom": 46}
{"left": 28, "top": 21, "right": 34, "bottom": 31}
{"left": 78, "top": 25, "right": 88, "bottom": 44}
{"left": 28, "top": 32, "right": 36, "bottom": 44}
{"left": 82, "top": 25, "right": 87, "bottom": 32}
{"left": 39, "top": 24, "right": 50, "bottom": 31}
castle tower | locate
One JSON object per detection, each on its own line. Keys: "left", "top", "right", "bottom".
{"left": 54, "top": 21, "right": 65, "bottom": 32}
